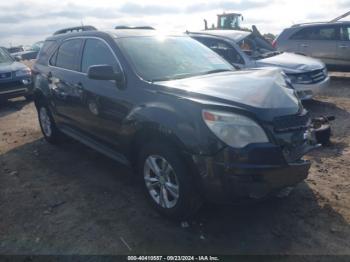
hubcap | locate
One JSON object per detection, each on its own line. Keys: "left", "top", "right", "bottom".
{"left": 39, "top": 107, "right": 52, "bottom": 137}
{"left": 144, "top": 155, "right": 179, "bottom": 209}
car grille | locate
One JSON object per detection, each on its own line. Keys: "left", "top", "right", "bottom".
{"left": 273, "top": 111, "right": 310, "bottom": 132}
{"left": 0, "top": 80, "right": 22, "bottom": 89}
{"left": 0, "top": 72, "right": 12, "bottom": 80}
{"left": 309, "top": 69, "right": 327, "bottom": 83}
{"left": 288, "top": 68, "right": 327, "bottom": 84}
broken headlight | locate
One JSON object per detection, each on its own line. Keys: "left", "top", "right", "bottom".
{"left": 287, "top": 73, "right": 313, "bottom": 85}
{"left": 202, "top": 110, "right": 269, "bottom": 148}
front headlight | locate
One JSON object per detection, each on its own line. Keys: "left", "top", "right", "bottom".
{"left": 15, "top": 68, "right": 31, "bottom": 77}
{"left": 202, "top": 110, "right": 269, "bottom": 148}
{"left": 287, "top": 73, "right": 312, "bottom": 84}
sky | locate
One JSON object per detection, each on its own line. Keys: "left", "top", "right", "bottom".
{"left": 0, "top": 0, "right": 349, "bottom": 47}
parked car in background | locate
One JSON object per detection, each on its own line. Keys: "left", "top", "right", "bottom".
{"left": 188, "top": 30, "right": 330, "bottom": 100}
{"left": 6, "top": 46, "right": 24, "bottom": 54}
{"left": 33, "top": 27, "right": 317, "bottom": 219}
{"left": 12, "top": 41, "right": 44, "bottom": 61}
{"left": 274, "top": 21, "right": 350, "bottom": 70}
{"left": 0, "top": 47, "right": 32, "bottom": 101}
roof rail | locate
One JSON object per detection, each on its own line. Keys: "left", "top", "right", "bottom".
{"left": 53, "top": 26, "right": 97, "bottom": 35}
{"left": 114, "top": 26, "right": 155, "bottom": 30}
{"left": 291, "top": 22, "right": 326, "bottom": 27}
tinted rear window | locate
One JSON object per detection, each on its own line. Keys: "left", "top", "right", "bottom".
{"left": 290, "top": 26, "right": 339, "bottom": 41}
{"left": 37, "top": 40, "right": 57, "bottom": 65}
{"left": 55, "top": 39, "right": 83, "bottom": 71}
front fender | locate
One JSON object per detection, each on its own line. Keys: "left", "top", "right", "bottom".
{"left": 127, "top": 102, "right": 200, "bottom": 153}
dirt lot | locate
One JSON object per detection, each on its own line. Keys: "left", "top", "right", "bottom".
{"left": 0, "top": 74, "right": 350, "bottom": 255}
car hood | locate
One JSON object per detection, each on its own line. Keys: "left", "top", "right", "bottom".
{"left": 256, "top": 52, "right": 325, "bottom": 73}
{"left": 153, "top": 68, "right": 301, "bottom": 121}
{"left": 0, "top": 61, "right": 28, "bottom": 73}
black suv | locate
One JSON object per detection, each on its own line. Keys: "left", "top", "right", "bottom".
{"left": 33, "top": 26, "right": 316, "bottom": 219}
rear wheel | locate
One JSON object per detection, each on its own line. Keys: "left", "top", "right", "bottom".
{"left": 139, "top": 142, "right": 202, "bottom": 220}
{"left": 37, "top": 104, "right": 61, "bottom": 144}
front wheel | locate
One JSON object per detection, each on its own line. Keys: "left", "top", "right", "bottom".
{"left": 139, "top": 142, "right": 202, "bottom": 220}
{"left": 37, "top": 104, "right": 61, "bottom": 144}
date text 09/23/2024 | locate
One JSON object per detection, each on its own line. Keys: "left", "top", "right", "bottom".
{"left": 127, "top": 256, "right": 220, "bottom": 261}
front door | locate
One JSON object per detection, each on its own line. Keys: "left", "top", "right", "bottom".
{"left": 75, "top": 38, "right": 131, "bottom": 150}
{"left": 48, "top": 38, "right": 84, "bottom": 129}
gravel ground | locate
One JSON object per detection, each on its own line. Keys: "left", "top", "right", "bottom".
{"left": 0, "top": 73, "right": 349, "bottom": 255}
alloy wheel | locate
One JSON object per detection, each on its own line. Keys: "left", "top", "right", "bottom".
{"left": 143, "top": 155, "right": 180, "bottom": 209}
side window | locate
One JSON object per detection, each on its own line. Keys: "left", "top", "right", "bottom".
{"left": 196, "top": 37, "right": 244, "bottom": 64}
{"left": 55, "top": 39, "right": 83, "bottom": 71}
{"left": 49, "top": 50, "right": 58, "bottom": 66}
{"left": 291, "top": 26, "right": 338, "bottom": 41}
{"left": 81, "top": 39, "right": 118, "bottom": 73}
{"left": 313, "top": 26, "right": 338, "bottom": 40}
{"left": 341, "top": 26, "right": 350, "bottom": 41}
{"left": 290, "top": 28, "right": 313, "bottom": 40}
{"left": 37, "top": 40, "right": 57, "bottom": 65}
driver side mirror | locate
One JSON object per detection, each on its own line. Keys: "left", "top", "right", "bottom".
{"left": 87, "top": 65, "right": 124, "bottom": 84}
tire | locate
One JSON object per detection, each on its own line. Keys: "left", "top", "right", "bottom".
{"left": 138, "top": 141, "right": 202, "bottom": 220}
{"left": 37, "top": 103, "right": 62, "bottom": 144}
{"left": 315, "top": 125, "right": 331, "bottom": 146}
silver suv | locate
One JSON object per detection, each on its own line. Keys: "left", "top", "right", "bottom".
{"left": 274, "top": 21, "right": 350, "bottom": 68}
{"left": 189, "top": 30, "right": 329, "bottom": 100}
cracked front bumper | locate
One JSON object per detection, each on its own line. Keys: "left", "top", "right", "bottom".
{"left": 192, "top": 143, "right": 313, "bottom": 203}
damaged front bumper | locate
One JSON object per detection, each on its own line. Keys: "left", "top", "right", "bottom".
{"left": 0, "top": 78, "right": 33, "bottom": 99}
{"left": 192, "top": 142, "right": 317, "bottom": 203}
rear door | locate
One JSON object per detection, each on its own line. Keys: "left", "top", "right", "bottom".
{"left": 48, "top": 38, "right": 84, "bottom": 128}
{"left": 289, "top": 25, "right": 339, "bottom": 64}
{"left": 337, "top": 24, "right": 350, "bottom": 66}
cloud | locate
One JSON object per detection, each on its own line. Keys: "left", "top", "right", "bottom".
{"left": 0, "top": 0, "right": 348, "bottom": 46}
{"left": 119, "top": 3, "right": 180, "bottom": 15}
{"left": 186, "top": 0, "right": 270, "bottom": 13}
{"left": 339, "top": 0, "right": 350, "bottom": 8}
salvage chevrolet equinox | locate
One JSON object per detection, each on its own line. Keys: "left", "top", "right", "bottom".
{"left": 33, "top": 26, "right": 317, "bottom": 219}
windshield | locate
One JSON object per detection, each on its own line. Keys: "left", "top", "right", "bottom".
{"left": 116, "top": 36, "right": 233, "bottom": 82}
{"left": 0, "top": 48, "right": 14, "bottom": 63}
{"left": 238, "top": 34, "right": 278, "bottom": 60}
